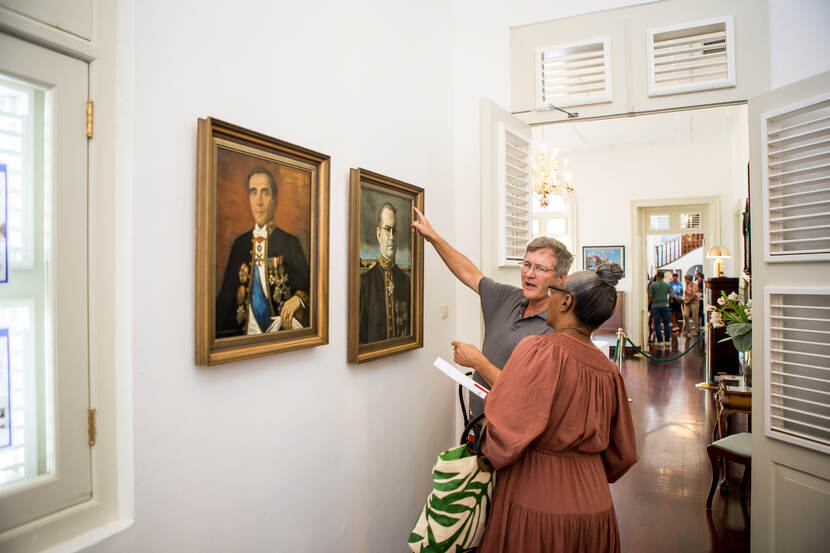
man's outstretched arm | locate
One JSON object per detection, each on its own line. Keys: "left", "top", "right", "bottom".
{"left": 411, "top": 206, "right": 484, "bottom": 293}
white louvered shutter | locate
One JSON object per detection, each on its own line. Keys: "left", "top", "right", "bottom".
{"left": 680, "top": 212, "right": 702, "bottom": 230}
{"left": 762, "top": 92, "right": 830, "bottom": 262}
{"left": 498, "top": 124, "right": 531, "bottom": 266}
{"left": 536, "top": 37, "right": 612, "bottom": 109}
{"left": 765, "top": 287, "right": 830, "bottom": 454}
{"left": 649, "top": 214, "right": 670, "bottom": 231}
{"left": 647, "top": 17, "right": 735, "bottom": 97}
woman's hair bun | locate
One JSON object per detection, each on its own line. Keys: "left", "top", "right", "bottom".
{"left": 595, "top": 262, "right": 623, "bottom": 287}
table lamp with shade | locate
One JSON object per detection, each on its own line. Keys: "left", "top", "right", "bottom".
{"left": 706, "top": 245, "right": 731, "bottom": 277}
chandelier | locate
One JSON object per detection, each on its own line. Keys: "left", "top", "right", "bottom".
{"left": 532, "top": 144, "right": 573, "bottom": 208}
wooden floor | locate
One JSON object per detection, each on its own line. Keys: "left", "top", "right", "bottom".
{"left": 612, "top": 334, "right": 750, "bottom": 553}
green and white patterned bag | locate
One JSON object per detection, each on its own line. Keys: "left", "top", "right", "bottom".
{"left": 408, "top": 416, "right": 495, "bottom": 553}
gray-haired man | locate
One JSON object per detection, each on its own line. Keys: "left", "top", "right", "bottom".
{"left": 412, "top": 207, "right": 573, "bottom": 417}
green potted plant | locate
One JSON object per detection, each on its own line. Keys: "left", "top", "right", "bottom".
{"left": 707, "top": 290, "right": 752, "bottom": 384}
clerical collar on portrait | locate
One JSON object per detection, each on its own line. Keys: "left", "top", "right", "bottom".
{"left": 377, "top": 254, "right": 394, "bottom": 271}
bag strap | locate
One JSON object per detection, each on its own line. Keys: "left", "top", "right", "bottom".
{"left": 458, "top": 371, "right": 473, "bottom": 428}
{"left": 460, "top": 413, "right": 486, "bottom": 451}
{"left": 460, "top": 413, "right": 494, "bottom": 472}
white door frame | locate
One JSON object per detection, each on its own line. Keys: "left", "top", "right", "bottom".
{"left": 630, "top": 195, "right": 721, "bottom": 346}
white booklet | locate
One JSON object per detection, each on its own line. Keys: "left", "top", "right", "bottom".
{"left": 433, "top": 357, "right": 490, "bottom": 400}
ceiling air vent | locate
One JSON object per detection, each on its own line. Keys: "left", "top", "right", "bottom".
{"left": 762, "top": 92, "right": 830, "bottom": 262}
{"left": 536, "top": 37, "right": 612, "bottom": 109}
{"left": 647, "top": 17, "right": 735, "bottom": 97}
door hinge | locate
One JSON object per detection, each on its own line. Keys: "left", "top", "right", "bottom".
{"left": 88, "top": 407, "right": 96, "bottom": 446}
{"left": 86, "top": 100, "right": 94, "bottom": 139}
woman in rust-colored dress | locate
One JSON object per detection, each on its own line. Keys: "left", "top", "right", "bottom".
{"left": 479, "top": 262, "right": 638, "bottom": 553}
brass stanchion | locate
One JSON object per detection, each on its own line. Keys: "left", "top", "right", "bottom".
{"left": 635, "top": 310, "right": 646, "bottom": 358}
{"left": 696, "top": 321, "right": 717, "bottom": 390}
{"left": 616, "top": 327, "right": 634, "bottom": 403}
{"left": 616, "top": 327, "right": 625, "bottom": 371}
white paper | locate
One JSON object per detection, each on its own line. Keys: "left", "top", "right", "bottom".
{"left": 433, "top": 357, "right": 490, "bottom": 399}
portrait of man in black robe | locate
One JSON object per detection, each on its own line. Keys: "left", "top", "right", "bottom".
{"left": 215, "top": 167, "right": 310, "bottom": 338}
{"left": 358, "top": 202, "right": 411, "bottom": 344}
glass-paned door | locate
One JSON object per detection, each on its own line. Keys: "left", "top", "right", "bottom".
{"left": 0, "top": 31, "right": 91, "bottom": 534}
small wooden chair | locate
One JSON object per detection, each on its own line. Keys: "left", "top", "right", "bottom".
{"left": 706, "top": 432, "right": 751, "bottom": 509}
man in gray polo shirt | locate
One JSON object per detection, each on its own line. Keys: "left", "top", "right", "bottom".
{"left": 412, "top": 207, "right": 573, "bottom": 417}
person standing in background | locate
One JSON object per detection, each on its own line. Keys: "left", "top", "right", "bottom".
{"left": 682, "top": 274, "right": 700, "bottom": 335}
{"left": 668, "top": 272, "right": 683, "bottom": 334}
{"left": 648, "top": 271, "right": 672, "bottom": 350}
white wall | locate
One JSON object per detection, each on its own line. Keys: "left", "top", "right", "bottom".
{"left": 81, "top": 1, "right": 830, "bottom": 551}
{"left": 769, "top": 0, "right": 830, "bottom": 89}
{"left": 562, "top": 120, "right": 744, "bottom": 334}
{"left": 93, "top": 1, "right": 458, "bottom": 552}
{"left": 566, "top": 109, "right": 747, "bottom": 274}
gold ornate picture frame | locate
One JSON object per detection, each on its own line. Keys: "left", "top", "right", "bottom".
{"left": 348, "top": 168, "right": 424, "bottom": 363}
{"left": 196, "top": 118, "right": 329, "bottom": 365}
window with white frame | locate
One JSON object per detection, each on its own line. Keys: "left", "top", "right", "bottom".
{"left": 0, "top": 4, "right": 124, "bottom": 551}
{"left": 0, "top": 79, "right": 45, "bottom": 489}
{"left": 532, "top": 191, "right": 575, "bottom": 253}
{"left": 647, "top": 17, "right": 736, "bottom": 97}
{"left": 0, "top": 34, "right": 94, "bottom": 538}
{"left": 536, "top": 37, "right": 612, "bottom": 109}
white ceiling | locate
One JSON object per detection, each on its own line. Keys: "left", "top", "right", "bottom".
{"left": 532, "top": 104, "right": 747, "bottom": 154}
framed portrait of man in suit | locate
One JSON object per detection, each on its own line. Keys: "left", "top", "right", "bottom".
{"left": 196, "top": 118, "right": 330, "bottom": 365}
{"left": 348, "top": 168, "right": 423, "bottom": 363}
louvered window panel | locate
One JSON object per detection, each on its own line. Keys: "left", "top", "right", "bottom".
{"left": 766, "top": 288, "right": 830, "bottom": 455}
{"left": 499, "top": 126, "right": 531, "bottom": 266}
{"left": 536, "top": 37, "right": 611, "bottom": 109}
{"left": 647, "top": 17, "right": 735, "bottom": 97}
{"left": 681, "top": 212, "right": 702, "bottom": 229}
{"left": 649, "top": 214, "right": 669, "bottom": 231}
{"left": 762, "top": 92, "right": 830, "bottom": 262}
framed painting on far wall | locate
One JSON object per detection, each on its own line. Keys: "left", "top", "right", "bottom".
{"left": 583, "top": 245, "right": 625, "bottom": 276}
{"left": 348, "top": 168, "right": 424, "bottom": 363}
{"left": 195, "top": 118, "right": 330, "bottom": 365}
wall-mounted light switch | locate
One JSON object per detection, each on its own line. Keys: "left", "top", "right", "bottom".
{"left": 440, "top": 304, "right": 448, "bottom": 319}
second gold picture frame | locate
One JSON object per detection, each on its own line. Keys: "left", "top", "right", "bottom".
{"left": 348, "top": 168, "right": 424, "bottom": 363}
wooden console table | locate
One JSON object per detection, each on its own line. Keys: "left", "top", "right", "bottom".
{"left": 713, "top": 377, "right": 751, "bottom": 440}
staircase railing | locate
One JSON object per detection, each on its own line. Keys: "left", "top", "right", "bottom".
{"left": 656, "top": 233, "right": 703, "bottom": 267}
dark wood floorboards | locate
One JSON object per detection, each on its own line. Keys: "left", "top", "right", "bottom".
{"left": 612, "top": 335, "right": 750, "bottom": 553}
